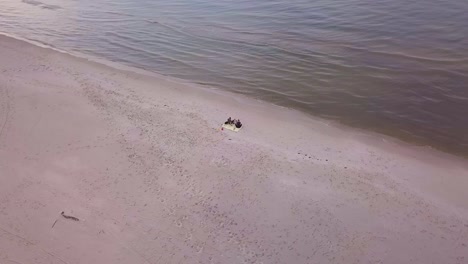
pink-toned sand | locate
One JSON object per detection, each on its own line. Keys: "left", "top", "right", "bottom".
{"left": 0, "top": 34, "right": 467, "bottom": 264}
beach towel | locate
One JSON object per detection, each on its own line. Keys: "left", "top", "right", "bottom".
{"left": 222, "top": 123, "right": 242, "bottom": 132}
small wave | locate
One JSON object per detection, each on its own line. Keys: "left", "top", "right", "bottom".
{"left": 104, "top": 11, "right": 135, "bottom": 18}
{"left": 0, "top": 31, "right": 60, "bottom": 51}
{"left": 144, "top": 19, "right": 160, "bottom": 25}
{"left": 77, "top": 16, "right": 136, "bottom": 23}
{"left": 340, "top": 45, "right": 468, "bottom": 64}
{"left": 22, "top": 0, "right": 61, "bottom": 10}
{"left": 141, "top": 18, "right": 274, "bottom": 51}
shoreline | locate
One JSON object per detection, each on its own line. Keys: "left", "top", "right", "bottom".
{"left": 1, "top": 31, "right": 466, "bottom": 161}
{"left": 1, "top": 33, "right": 467, "bottom": 263}
{"left": 1, "top": 31, "right": 466, "bottom": 159}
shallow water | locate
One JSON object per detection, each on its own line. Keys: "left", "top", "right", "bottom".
{"left": 1, "top": 0, "right": 468, "bottom": 156}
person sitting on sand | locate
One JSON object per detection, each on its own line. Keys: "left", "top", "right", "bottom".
{"left": 225, "top": 117, "right": 232, "bottom": 125}
{"left": 235, "top": 119, "right": 242, "bottom": 128}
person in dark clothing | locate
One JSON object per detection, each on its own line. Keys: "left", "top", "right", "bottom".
{"left": 225, "top": 117, "right": 232, "bottom": 125}
{"left": 235, "top": 119, "right": 242, "bottom": 128}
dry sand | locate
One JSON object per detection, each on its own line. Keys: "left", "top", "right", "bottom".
{"left": 0, "top": 34, "right": 467, "bottom": 264}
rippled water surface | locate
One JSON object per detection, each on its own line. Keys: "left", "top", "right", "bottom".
{"left": 1, "top": 0, "right": 468, "bottom": 155}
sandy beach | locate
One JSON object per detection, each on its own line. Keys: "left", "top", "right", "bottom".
{"left": 0, "top": 34, "right": 467, "bottom": 264}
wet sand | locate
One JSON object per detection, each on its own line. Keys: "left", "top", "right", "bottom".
{"left": 0, "top": 34, "right": 467, "bottom": 264}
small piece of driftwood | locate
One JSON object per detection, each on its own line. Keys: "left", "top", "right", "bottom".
{"left": 61, "top": 211, "right": 79, "bottom": 221}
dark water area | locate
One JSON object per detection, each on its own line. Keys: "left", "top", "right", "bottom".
{"left": 1, "top": 0, "right": 468, "bottom": 156}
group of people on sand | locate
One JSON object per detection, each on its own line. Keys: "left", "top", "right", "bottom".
{"left": 225, "top": 117, "right": 242, "bottom": 128}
